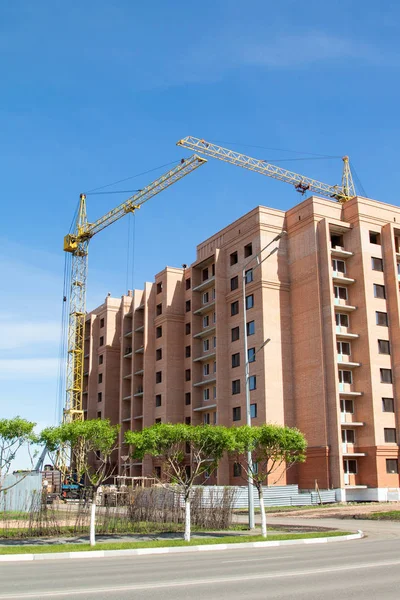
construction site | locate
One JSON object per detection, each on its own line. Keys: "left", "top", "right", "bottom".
{"left": 48, "top": 136, "right": 400, "bottom": 503}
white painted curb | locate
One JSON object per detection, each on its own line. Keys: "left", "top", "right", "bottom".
{"left": 0, "top": 531, "right": 364, "bottom": 562}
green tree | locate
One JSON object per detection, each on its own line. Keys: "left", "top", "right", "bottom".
{"left": 231, "top": 424, "right": 307, "bottom": 537}
{"left": 40, "top": 419, "right": 119, "bottom": 546}
{"left": 125, "top": 423, "right": 235, "bottom": 541}
{"left": 0, "top": 417, "right": 38, "bottom": 493}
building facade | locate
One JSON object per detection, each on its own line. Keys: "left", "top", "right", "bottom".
{"left": 83, "top": 194, "right": 400, "bottom": 501}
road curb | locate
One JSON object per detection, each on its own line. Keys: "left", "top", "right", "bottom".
{"left": 0, "top": 531, "right": 364, "bottom": 562}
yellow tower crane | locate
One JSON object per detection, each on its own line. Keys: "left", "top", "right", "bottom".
{"left": 177, "top": 137, "right": 356, "bottom": 203}
{"left": 63, "top": 154, "right": 206, "bottom": 425}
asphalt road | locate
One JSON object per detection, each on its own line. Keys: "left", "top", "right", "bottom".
{"left": 1, "top": 535, "right": 400, "bottom": 599}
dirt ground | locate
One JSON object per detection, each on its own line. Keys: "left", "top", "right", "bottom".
{"left": 266, "top": 502, "right": 400, "bottom": 519}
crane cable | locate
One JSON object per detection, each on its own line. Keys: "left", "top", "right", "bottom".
{"left": 55, "top": 251, "right": 71, "bottom": 424}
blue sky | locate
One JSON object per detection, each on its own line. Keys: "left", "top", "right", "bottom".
{"left": 1, "top": 1, "right": 399, "bottom": 466}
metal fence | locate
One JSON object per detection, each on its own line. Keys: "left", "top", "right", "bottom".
{"left": 0, "top": 473, "right": 42, "bottom": 512}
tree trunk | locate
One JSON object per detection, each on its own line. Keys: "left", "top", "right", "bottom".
{"left": 184, "top": 495, "right": 191, "bottom": 542}
{"left": 258, "top": 486, "right": 267, "bottom": 538}
{"left": 90, "top": 492, "right": 97, "bottom": 547}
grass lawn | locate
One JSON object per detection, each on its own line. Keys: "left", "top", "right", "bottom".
{"left": 365, "top": 511, "right": 400, "bottom": 521}
{"left": 0, "top": 531, "right": 352, "bottom": 555}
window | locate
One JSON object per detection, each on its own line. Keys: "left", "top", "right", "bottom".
{"left": 250, "top": 403, "right": 257, "bottom": 419}
{"left": 340, "top": 399, "right": 354, "bottom": 413}
{"left": 203, "top": 412, "right": 210, "bottom": 425}
{"left": 232, "top": 352, "right": 240, "bottom": 368}
{"left": 185, "top": 444, "right": 191, "bottom": 456}
{"left": 185, "top": 416, "right": 191, "bottom": 425}
{"left": 376, "top": 311, "right": 388, "bottom": 326}
{"left": 244, "top": 243, "right": 253, "bottom": 258}
{"left": 202, "top": 267, "right": 209, "bottom": 282}
{"left": 185, "top": 322, "right": 191, "bottom": 335}
{"left": 156, "top": 282, "right": 162, "bottom": 294}
{"left": 156, "top": 348, "right": 162, "bottom": 361}
{"left": 185, "top": 278, "right": 191, "bottom": 290}
{"left": 247, "top": 321, "right": 255, "bottom": 336}
{"left": 230, "top": 251, "right": 238, "bottom": 266}
{"left": 213, "top": 336, "right": 217, "bottom": 348}
{"left": 371, "top": 257, "right": 384, "bottom": 272}
{"left": 245, "top": 294, "right": 254, "bottom": 310}
{"left": 185, "top": 345, "right": 191, "bottom": 358}
{"left": 99, "top": 336, "right": 104, "bottom": 346}
{"left": 386, "top": 459, "right": 398, "bottom": 474}
{"left": 213, "top": 312, "right": 216, "bottom": 324}
{"left": 213, "top": 361, "right": 216, "bottom": 373}
{"left": 231, "top": 301, "right": 239, "bottom": 316}
{"left": 337, "top": 341, "right": 351, "bottom": 355}
{"left": 185, "top": 392, "right": 191, "bottom": 406}
{"left": 156, "top": 303, "right": 162, "bottom": 316}
{"left": 232, "top": 380, "right": 241, "bottom": 395}
{"left": 245, "top": 269, "right": 253, "bottom": 284}
{"left": 185, "top": 300, "right": 191, "bottom": 312}
{"left": 231, "top": 326, "right": 240, "bottom": 342}
{"left": 249, "top": 375, "right": 257, "bottom": 391}
{"left": 203, "top": 292, "right": 209, "bottom": 304}
{"left": 203, "top": 339, "right": 210, "bottom": 352}
{"left": 156, "top": 326, "right": 162, "bottom": 338}
{"left": 97, "top": 411, "right": 102, "bottom": 419}
{"left": 233, "top": 406, "right": 241, "bottom": 421}
{"left": 212, "top": 288, "right": 216, "bottom": 300}
{"left": 378, "top": 339, "right": 390, "bottom": 354}
{"left": 334, "top": 286, "right": 348, "bottom": 300}
{"left": 155, "top": 418, "right": 162, "bottom": 424}
{"left": 336, "top": 313, "right": 349, "bottom": 328}
{"left": 231, "top": 275, "right": 239, "bottom": 291}
{"left": 213, "top": 386, "right": 217, "bottom": 399}
{"left": 369, "top": 231, "right": 381, "bottom": 245}
{"left": 155, "top": 466, "right": 161, "bottom": 479}
{"left": 203, "top": 363, "right": 210, "bottom": 376}
{"left": 233, "top": 462, "right": 242, "bottom": 477}
{"left": 100, "top": 318, "right": 104, "bottom": 328}
{"left": 204, "top": 388, "right": 210, "bottom": 401}
{"left": 331, "top": 234, "right": 344, "bottom": 248}
{"left": 339, "top": 370, "right": 352, "bottom": 384}
{"left": 211, "top": 263, "right": 215, "bottom": 277}
{"left": 155, "top": 394, "right": 162, "bottom": 407}
{"left": 99, "top": 354, "right": 103, "bottom": 365}
{"left": 384, "top": 428, "right": 397, "bottom": 443}
{"left": 382, "top": 398, "right": 394, "bottom": 412}
{"left": 95, "top": 450, "right": 101, "bottom": 460}
{"left": 343, "top": 459, "right": 357, "bottom": 474}
{"left": 380, "top": 368, "right": 392, "bottom": 383}
{"left": 248, "top": 348, "right": 256, "bottom": 363}
{"left": 342, "top": 429, "right": 355, "bottom": 444}
{"left": 332, "top": 259, "right": 346, "bottom": 274}
{"left": 253, "top": 462, "right": 259, "bottom": 475}
{"left": 97, "top": 392, "right": 102, "bottom": 403}
{"left": 156, "top": 371, "right": 162, "bottom": 383}
{"left": 203, "top": 315, "right": 209, "bottom": 328}
{"left": 185, "top": 369, "right": 191, "bottom": 381}
{"left": 374, "top": 284, "right": 386, "bottom": 299}
{"left": 98, "top": 373, "right": 103, "bottom": 384}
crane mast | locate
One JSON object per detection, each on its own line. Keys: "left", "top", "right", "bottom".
{"left": 177, "top": 137, "right": 355, "bottom": 203}
{"left": 63, "top": 154, "right": 206, "bottom": 424}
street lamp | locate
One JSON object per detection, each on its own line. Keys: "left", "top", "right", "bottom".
{"left": 242, "top": 231, "right": 287, "bottom": 530}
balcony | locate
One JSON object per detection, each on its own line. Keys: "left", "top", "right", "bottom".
{"left": 134, "top": 389, "right": 144, "bottom": 397}
{"left": 331, "top": 247, "right": 353, "bottom": 259}
{"left": 136, "top": 303, "right": 145, "bottom": 311}
{"left": 193, "top": 376, "right": 217, "bottom": 388}
{"left": 124, "top": 330, "right": 133, "bottom": 338}
{"left": 122, "top": 417, "right": 131, "bottom": 423}
{"left": 193, "top": 326, "right": 216, "bottom": 339}
{"left": 342, "top": 445, "right": 366, "bottom": 458}
{"left": 122, "top": 395, "right": 131, "bottom": 401}
{"left": 133, "top": 415, "right": 143, "bottom": 420}
{"left": 192, "top": 277, "right": 216, "bottom": 293}
{"left": 333, "top": 299, "right": 356, "bottom": 312}
{"left": 337, "top": 356, "right": 361, "bottom": 368}
{"left": 135, "top": 346, "right": 144, "bottom": 354}
{"left": 134, "top": 369, "right": 144, "bottom": 376}
{"left": 193, "top": 301, "right": 215, "bottom": 316}
{"left": 193, "top": 352, "right": 216, "bottom": 363}
{"left": 135, "top": 325, "right": 144, "bottom": 333}
{"left": 124, "top": 348, "right": 133, "bottom": 357}
{"left": 339, "top": 389, "right": 363, "bottom": 397}
{"left": 193, "top": 404, "right": 217, "bottom": 412}
{"left": 341, "top": 418, "right": 364, "bottom": 427}
{"left": 123, "top": 373, "right": 132, "bottom": 380}
{"left": 332, "top": 272, "right": 355, "bottom": 285}
{"left": 336, "top": 328, "right": 359, "bottom": 340}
